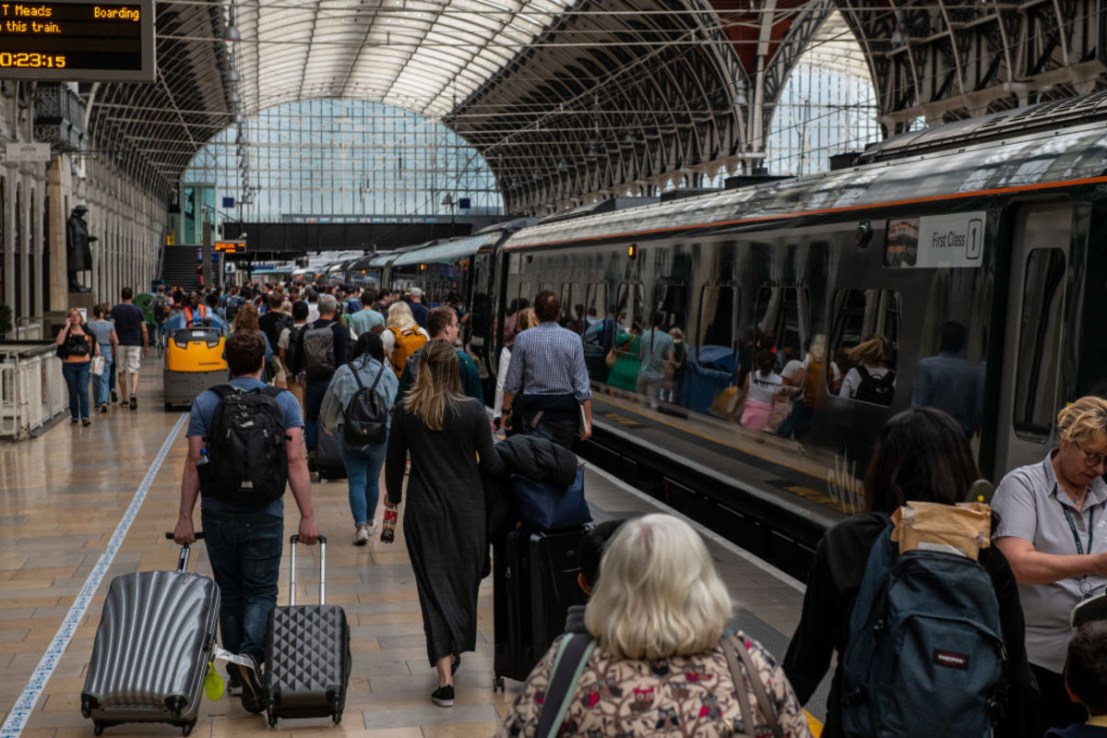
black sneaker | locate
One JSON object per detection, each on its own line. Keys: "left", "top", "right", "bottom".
{"left": 111, "top": 390, "right": 118, "bottom": 403}
{"left": 431, "top": 684, "right": 454, "bottom": 707}
{"left": 231, "top": 658, "right": 266, "bottom": 714}
{"left": 129, "top": 396, "right": 137, "bottom": 411}
{"left": 226, "top": 668, "right": 243, "bottom": 697}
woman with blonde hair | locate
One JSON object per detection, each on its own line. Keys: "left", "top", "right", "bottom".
{"left": 55, "top": 307, "right": 99, "bottom": 426}
{"left": 493, "top": 307, "right": 538, "bottom": 431}
{"left": 384, "top": 299, "right": 429, "bottom": 375}
{"left": 384, "top": 339, "right": 504, "bottom": 707}
{"left": 993, "top": 395, "right": 1107, "bottom": 733}
{"left": 839, "top": 334, "right": 894, "bottom": 404}
{"left": 498, "top": 513, "right": 811, "bottom": 738}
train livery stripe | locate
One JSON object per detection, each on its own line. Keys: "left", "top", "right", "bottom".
{"left": 508, "top": 174, "right": 1107, "bottom": 250}
{"left": 0, "top": 413, "right": 188, "bottom": 738}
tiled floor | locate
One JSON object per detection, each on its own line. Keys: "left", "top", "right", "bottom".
{"left": 0, "top": 359, "right": 815, "bottom": 738}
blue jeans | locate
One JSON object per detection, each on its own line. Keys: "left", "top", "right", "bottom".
{"left": 200, "top": 508, "right": 283, "bottom": 661}
{"left": 62, "top": 362, "right": 91, "bottom": 420}
{"left": 338, "top": 435, "right": 388, "bottom": 526}
{"left": 304, "top": 378, "right": 330, "bottom": 452}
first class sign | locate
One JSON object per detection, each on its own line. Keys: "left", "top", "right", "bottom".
{"left": 0, "top": 0, "right": 154, "bottom": 81}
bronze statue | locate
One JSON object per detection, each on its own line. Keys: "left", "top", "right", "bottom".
{"left": 66, "top": 204, "right": 96, "bottom": 293}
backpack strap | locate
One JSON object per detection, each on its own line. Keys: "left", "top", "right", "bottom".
{"left": 723, "top": 634, "right": 783, "bottom": 738}
{"left": 847, "top": 524, "right": 897, "bottom": 645}
{"left": 536, "top": 634, "right": 596, "bottom": 738}
{"left": 855, "top": 364, "right": 871, "bottom": 383}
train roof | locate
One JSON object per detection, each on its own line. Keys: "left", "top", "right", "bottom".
{"left": 391, "top": 232, "right": 502, "bottom": 267}
{"left": 505, "top": 115, "right": 1107, "bottom": 250}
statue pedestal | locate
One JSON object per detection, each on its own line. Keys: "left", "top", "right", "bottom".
{"left": 65, "top": 291, "right": 99, "bottom": 321}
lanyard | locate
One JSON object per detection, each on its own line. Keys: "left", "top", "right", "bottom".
{"left": 1062, "top": 502, "right": 1096, "bottom": 555}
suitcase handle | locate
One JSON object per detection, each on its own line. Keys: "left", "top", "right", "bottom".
{"left": 289, "top": 534, "right": 327, "bottom": 606}
{"left": 164, "top": 531, "right": 205, "bottom": 572}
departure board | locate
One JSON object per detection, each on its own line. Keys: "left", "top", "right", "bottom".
{"left": 0, "top": 1, "right": 154, "bottom": 81}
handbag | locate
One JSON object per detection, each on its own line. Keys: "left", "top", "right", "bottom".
{"left": 605, "top": 348, "right": 618, "bottom": 368}
{"left": 721, "top": 634, "right": 783, "bottom": 738}
{"left": 511, "top": 464, "right": 592, "bottom": 531}
{"left": 90, "top": 355, "right": 105, "bottom": 376}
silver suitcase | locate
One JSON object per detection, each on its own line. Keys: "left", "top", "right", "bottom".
{"left": 81, "top": 534, "right": 219, "bottom": 737}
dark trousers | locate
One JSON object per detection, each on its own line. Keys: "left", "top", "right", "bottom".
{"left": 305, "top": 377, "right": 330, "bottom": 452}
{"left": 1031, "top": 662, "right": 1087, "bottom": 734}
{"left": 201, "top": 508, "right": 283, "bottom": 661}
{"left": 520, "top": 409, "right": 578, "bottom": 449}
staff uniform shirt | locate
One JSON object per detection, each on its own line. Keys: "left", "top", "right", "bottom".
{"left": 992, "top": 451, "right": 1107, "bottom": 672}
{"left": 504, "top": 321, "right": 591, "bottom": 401}
{"left": 187, "top": 377, "right": 302, "bottom": 517}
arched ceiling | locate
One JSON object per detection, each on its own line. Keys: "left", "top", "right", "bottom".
{"left": 73, "top": 0, "right": 1107, "bottom": 210}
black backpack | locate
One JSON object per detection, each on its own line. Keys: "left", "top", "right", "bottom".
{"left": 198, "top": 385, "right": 289, "bottom": 504}
{"left": 302, "top": 322, "right": 337, "bottom": 379}
{"left": 343, "top": 360, "right": 389, "bottom": 446}
{"left": 854, "top": 365, "right": 896, "bottom": 405}
{"left": 260, "top": 311, "right": 291, "bottom": 353}
{"left": 285, "top": 324, "right": 302, "bottom": 375}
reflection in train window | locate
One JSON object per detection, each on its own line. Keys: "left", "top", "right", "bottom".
{"left": 517, "top": 281, "right": 532, "bottom": 305}
{"left": 828, "top": 288, "right": 900, "bottom": 405}
{"left": 655, "top": 281, "right": 687, "bottom": 335}
{"left": 616, "top": 282, "right": 645, "bottom": 329}
{"left": 586, "top": 282, "right": 609, "bottom": 319}
{"left": 1013, "top": 248, "right": 1066, "bottom": 440}
{"left": 561, "top": 282, "right": 585, "bottom": 332}
{"left": 697, "top": 285, "right": 739, "bottom": 374}
{"left": 754, "top": 284, "right": 810, "bottom": 363}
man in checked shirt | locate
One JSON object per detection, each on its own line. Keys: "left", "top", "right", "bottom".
{"left": 502, "top": 290, "right": 593, "bottom": 448}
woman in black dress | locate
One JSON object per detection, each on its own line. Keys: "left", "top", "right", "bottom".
{"left": 384, "top": 339, "right": 504, "bottom": 707}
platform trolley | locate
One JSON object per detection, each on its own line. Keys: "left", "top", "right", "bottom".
{"left": 163, "top": 327, "right": 227, "bottom": 410}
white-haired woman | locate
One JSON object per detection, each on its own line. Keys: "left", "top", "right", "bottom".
{"left": 384, "top": 339, "right": 505, "bottom": 707}
{"left": 497, "top": 513, "right": 812, "bottom": 738}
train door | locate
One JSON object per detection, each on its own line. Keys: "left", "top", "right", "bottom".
{"left": 993, "top": 201, "right": 1072, "bottom": 473}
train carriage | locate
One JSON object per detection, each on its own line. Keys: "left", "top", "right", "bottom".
{"left": 472, "top": 93, "right": 1107, "bottom": 575}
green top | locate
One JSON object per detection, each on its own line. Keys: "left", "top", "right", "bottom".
{"left": 397, "top": 347, "right": 484, "bottom": 404}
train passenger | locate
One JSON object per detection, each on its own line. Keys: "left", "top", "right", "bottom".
{"left": 728, "top": 349, "right": 783, "bottom": 430}
{"left": 385, "top": 300, "right": 429, "bottom": 377}
{"left": 493, "top": 308, "right": 538, "bottom": 433}
{"left": 227, "top": 303, "right": 274, "bottom": 383}
{"left": 910, "top": 320, "right": 980, "bottom": 437}
{"left": 348, "top": 289, "right": 385, "bottom": 336}
{"left": 502, "top": 290, "right": 593, "bottom": 448}
{"left": 498, "top": 514, "right": 812, "bottom": 738}
{"left": 605, "top": 322, "right": 640, "bottom": 394}
{"left": 1047, "top": 620, "right": 1107, "bottom": 738}
{"left": 55, "top": 307, "right": 99, "bottom": 426}
{"left": 563, "top": 519, "right": 626, "bottom": 633}
{"left": 839, "top": 335, "right": 895, "bottom": 405}
{"left": 636, "top": 311, "right": 675, "bottom": 410}
{"left": 502, "top": 297, "right": 526, "bottom": 349}
{"left": 783, "top": 407, "right": 1034, "bottom": 738}
{"left": 408, "top": 286, "right": 429, "bottom": 328}
{"left": 278, "top": 300, "right": 309, "bottom": 409}
{"left": 87, "top": 304, "right": 118, "bottom": 414}
{"left": 582, "top": 304, "right": 618, "bottom": 382}
{"left": 291, "top": 294, "right": 350, "bottom": 456}
{"left": 111, "top": 287, "right": 149, "bottom": 411}
{"left": 398, "top": 307, "right": 483, "bottom": 402}
{"left": 660, "top": 327, "right": 686, "bottom": 404}
{"left": 991, "top": 396, "right": 1107, "bottom": 733}
{"left": 384, "top": 339, "right": 506, "bottom": 708}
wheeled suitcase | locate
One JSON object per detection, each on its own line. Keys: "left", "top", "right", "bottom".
{"left": 493, "top": 527, "right": 588, "bottom": 691}
{"left": 264, "top": 534, "right": 351, "bottom": 727}
{"left": 81, "top": 533, "right": 219, "bottom": 737}
{"left": 315, "top": 428, "right": 347, "bottom": 480}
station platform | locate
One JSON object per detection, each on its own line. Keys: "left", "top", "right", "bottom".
{"left": 0, "top": 358, "right": 822, "bottom": 738}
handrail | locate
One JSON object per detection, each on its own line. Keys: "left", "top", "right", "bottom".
{"left": 0, "top": 342, "right": 68, "bottom": 440}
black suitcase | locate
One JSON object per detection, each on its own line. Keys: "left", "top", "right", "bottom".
{"left": 264, "top": 534, "right": 350, "bottom": 727}
{"left": 81, "top": 533, "right": 219, "bottom": 737}
{"left": 493, "top": 527, "right": 587, "bottom": 691}
{"left": 315, "top": 429, "right": 347, "bottom": 480}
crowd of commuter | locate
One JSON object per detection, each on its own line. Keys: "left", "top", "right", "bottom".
{"left": 58, "top": 275, "right": 1107, "bottom": 736}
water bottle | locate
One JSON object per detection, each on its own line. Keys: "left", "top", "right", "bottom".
{"left": 196, "top": 448, "right": 210, "bottom": 466}
{"left": 380, "top": 507, "right": 398, "bottom": 543}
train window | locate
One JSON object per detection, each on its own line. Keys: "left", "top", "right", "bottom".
{"left": 585, "top": 282, "right": 609, "bottom": 319}
{"left": 517, "top": 281, "right": 532, "bottom": 305}
{"left": 697, "top": 285, "right": 739, "bottom": 372}
{"left": 828, "top": 288, "right": 900, "bottom": 405}
{"left": 561, "top": 282, "right": 585, "bottom": 332}
{"left": 1013, "top": 248, "right": 1066, "bottom": 439}
{"left": 616, "top": 282, "right": 645, "bottom": 330}
{"left": 754, "top": 284, "right": 810, "bottom": 362}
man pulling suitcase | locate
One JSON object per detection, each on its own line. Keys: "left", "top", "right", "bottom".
{"left": 174, "top": 330, "right": 319, "bottom": 715}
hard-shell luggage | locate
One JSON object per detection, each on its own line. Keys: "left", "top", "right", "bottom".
{"left": 81, "top": 533, "right": 219, "bottom": 737}
{"left": 493, "top": 527, "right": 588, "bottom": 691}
{"left": 315, "top": 428, "right": 347, "bottom": 480}
{"left": 264, "top": 535, "right": 350, "bottom": 727}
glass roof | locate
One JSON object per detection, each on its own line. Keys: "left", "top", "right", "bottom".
{"left": 232, "top": 0, "right": 577, "bottom": 119}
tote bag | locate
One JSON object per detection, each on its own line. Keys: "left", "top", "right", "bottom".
{"left": 511, "top": 464, "right": 591, "bottom": 531}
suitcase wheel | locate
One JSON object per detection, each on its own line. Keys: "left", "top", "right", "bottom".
{"left": 494, "top": 675, "right": 505, "bottom": 692}
{"left": 332, "top": 711, "right": 342, "bottom": 725}
{"left": 80, "top": 698, "right": 92, "bottom": 719}
{"left": 267, "top": 709, "right": 278, "bottom": 729}
{"left": 93, "top": 724, "right": 104, "bottom": 737}
{"left": 182, "top": 723, "right": 194, "bottom": 737}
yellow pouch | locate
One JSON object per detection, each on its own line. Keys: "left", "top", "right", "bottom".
{"left": 204, "top": 660, "right": 225, "bottom": 702}
{"left": 891, "top": 501, "right": 991, "bottom": 560}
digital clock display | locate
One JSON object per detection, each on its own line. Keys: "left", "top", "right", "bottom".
{"left": 0, "top": 1, "right": 154, "bottom": 81}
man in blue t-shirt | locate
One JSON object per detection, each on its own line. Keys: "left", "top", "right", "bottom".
{"left": 173, "top": 330, "right": 318, "bottom": 716}
{"left": 109, "top": 287, "right": 148, "bottom": 410}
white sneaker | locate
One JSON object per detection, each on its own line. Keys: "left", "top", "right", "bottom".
{"left": 367, "top": 519, "right": 378, "bottom": 533}
{"left": 354, "top": 525, "right": 370, "bottom": 546}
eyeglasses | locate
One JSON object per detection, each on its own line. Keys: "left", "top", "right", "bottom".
{"left": 1073, "top": 440, "right": 1107, "bottom": 469}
